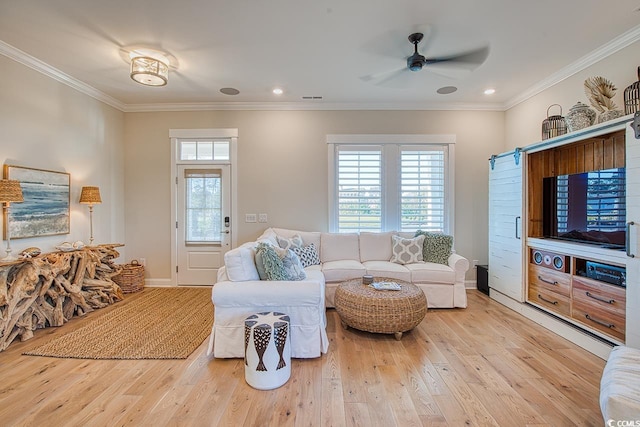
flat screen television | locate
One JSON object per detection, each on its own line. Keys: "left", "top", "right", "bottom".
{"left": 543, "top": 167, "right": 626, "bottom": 249}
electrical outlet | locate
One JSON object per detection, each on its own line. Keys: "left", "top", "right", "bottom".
{"left": 245, "top": 213, "right": 257, "bottom": 223}
{"left": 139, "top": 258, "right": 146, "bottom": 267}
{"left": 258, "top": 213, "right": 268, "bottom": 223}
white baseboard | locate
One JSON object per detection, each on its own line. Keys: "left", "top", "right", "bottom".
{"left": 465, "top": 279, "right": 477, "bottom": 289}
{"left": 490, "top": 289, "right": 613, "bottom": 360}
{"left": 144, "top": 278, "right": 174, "bottom": 287}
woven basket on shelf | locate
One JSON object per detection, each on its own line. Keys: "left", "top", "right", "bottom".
{"left": 113, "top": 260, "right": 145, "bottom": 293}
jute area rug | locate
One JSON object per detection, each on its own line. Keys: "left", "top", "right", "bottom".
{"left": 23, "top": 287, "right": 213, "bottom": 360}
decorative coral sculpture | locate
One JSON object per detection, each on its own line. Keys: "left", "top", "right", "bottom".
{"left": 584, "top": 76, "right": 624, "bottom": 123}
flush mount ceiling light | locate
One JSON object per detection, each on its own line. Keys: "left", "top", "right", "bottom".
{"left": 121, "top": 46, "right": 177, "bottom": 87}
{"left": 130, "top": 56, "right": 168, "bottom": 86}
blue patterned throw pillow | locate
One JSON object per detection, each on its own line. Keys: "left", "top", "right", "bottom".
{"left": 291, "top": 243, "right": 321, "bottom": 268}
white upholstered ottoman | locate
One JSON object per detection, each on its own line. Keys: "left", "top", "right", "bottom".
{"left": 244, "top": 312, "right": 291, "bottom": 390}
{"left": 600, "top": 346, "right": 640, "bottom": 422}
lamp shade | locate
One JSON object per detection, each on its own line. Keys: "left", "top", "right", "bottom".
{"left": 79, "top": 186, "right": 102, "bottom": 205}
{"left": 0, "top": 179, "right": 24, "bottom": 203}
{"left": 130, "top": 56, "right": 168, "bottom": 86}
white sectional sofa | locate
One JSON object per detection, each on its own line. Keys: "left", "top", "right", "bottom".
{"left": 207, "top": 227, "right": 469, "bottom": 359}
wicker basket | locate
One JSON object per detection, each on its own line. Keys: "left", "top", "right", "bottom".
{"left": 113, "top": 260, "right": 145, "bottom": 293}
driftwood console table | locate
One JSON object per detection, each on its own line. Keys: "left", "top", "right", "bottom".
{"left": 0, "top": 245, "right": 124, "bottom": 351}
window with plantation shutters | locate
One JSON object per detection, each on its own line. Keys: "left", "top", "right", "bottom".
{"left": 328, "top": 135, "right": 454, "bottom": 234}
{"left": 336, "top": 147, "right": 382, "bottom": 232}
{"left": 400, "top": 147, "right": 446, "bottom": 232}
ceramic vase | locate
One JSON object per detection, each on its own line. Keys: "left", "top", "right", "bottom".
{"left": 565, "top": 102, "right": 596, "bottom": 132}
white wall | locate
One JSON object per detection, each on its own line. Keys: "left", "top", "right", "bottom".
{"left": 0, "top": 55, "right": 126, "bottom": 258}
{"left": 124, "top": 110, "right": 504, "bottom": 281}
{"left": 505, "top": 41, "right": 640, "bottom": 150}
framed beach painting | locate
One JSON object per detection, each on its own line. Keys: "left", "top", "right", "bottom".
{"left": 3, "top": 165, "right": 70, "bottom": 239}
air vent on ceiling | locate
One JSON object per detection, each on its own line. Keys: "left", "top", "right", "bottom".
{"left": 302, "top": 96, "right": 323, "bottom": 100}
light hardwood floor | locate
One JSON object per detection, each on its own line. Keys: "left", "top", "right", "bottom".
{"left": 0, "top": 290, "right": 605, "bottom": 426}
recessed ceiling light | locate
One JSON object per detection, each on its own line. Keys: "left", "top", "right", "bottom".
{"left": 273, "top": 88, "right": 284, "bottom": 95}
{"left": 437, "top": 86, "right": 457, "bottom": 95}
{"left": 484, "top": 88, "right": 496, "bottom": 95}
{"left": 220, "top": 87, "right": 240, "bottom": 95}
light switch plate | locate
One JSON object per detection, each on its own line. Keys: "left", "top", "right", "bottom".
{"left": 245, "top": 213, "right": 257, "bottom": 223}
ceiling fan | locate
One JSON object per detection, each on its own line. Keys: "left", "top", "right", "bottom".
{"left": 361, "top": 32, "right": 489, "bottom": 86}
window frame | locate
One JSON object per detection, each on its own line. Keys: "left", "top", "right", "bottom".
{"left": 327, "top": 134, "right": 455, "bottom": 234}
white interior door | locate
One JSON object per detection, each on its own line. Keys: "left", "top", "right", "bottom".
{"left": 176, "top": 165, "right": 231, "bottom": 285}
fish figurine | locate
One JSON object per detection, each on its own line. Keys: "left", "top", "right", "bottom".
{"left": 244, "top": 317, "right": 258, "bottom": 366}
{"left": 252, "top": 323, "right": 272, "bottom": 372}
{"left": 273, "top": 313, "right": 290, "bottom": 370}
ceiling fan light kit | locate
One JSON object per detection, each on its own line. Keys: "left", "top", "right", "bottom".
{"left": 407, "top": 33, "right": 426, "bottom": 71}
{"left": 130, "top": 56, "right": 169, "bottom": 86}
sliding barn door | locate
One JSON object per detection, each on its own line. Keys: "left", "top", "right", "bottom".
{"left": 488, "top": 150, "right": 525, "bottom": 302}
{"left": 625, "top": 123, "right": 640, "bottom": 348}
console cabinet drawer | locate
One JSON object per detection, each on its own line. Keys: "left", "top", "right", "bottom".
{"left": 572, "top": 277, "right": 626, "bottom": 317}
{"left": 571, "top": 277, "right": 626, "bottom": 341}
{"left": 571, "top": 302, "right": 625, "bottom": 341}
{"left": 529, "top": 264, "right": 571, "bottom": 297}
{"left": 528, "top": 283, "right": 570, "bottom": 317}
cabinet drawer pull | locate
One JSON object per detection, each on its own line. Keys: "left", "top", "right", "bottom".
{"left": 537, "top": 294, "right": 558, "bottom": 305}
{"left": 585, "top": 291, "right": 614, "bottom": 304}
{"left": 538, "top": 275, "right": 558, "bottom": 286}
{"left": 585, "top": 314, "right": 615, "bottom": 329}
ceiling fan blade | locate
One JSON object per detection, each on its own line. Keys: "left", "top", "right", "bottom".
{"left": 359, "top": 67, "right": 408, "bottom": 86}
{"left": 425, "top": 46, "right": 490, "bottom": 70}
{"left": 360, "top": 68, "right": 404, "bottom": 84}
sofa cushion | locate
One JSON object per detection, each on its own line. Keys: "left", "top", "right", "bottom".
{"left": 359, "top": 231, "right": 394, "bottom": 262}
{"left": 291, "top": 243, "right": 321, "bottom": 267}
{"left": 415, "top": 230, "right": 453, "bottom": 265}
{"left": 223, "top": 242, "right": 259, "bottom": 282}
{"left": 321, "top": 260, "right": 366, "bottom": 282}
{"left": 213, "top": 269, "right": 325, "bottom": 307}
{"left": 321, "top": 233, "right": 360, "bottom": 262}
{"left": 390, "top": 235, "right": 425, "bottom": 264}
{"left": 257, "top": 228, "right": 279, "bottom": 246}
{"left": 362, "top": 260, "right": 411, "bottom": 282}
{"left": 406, "top": 262, "right": 455, "bottom": 284}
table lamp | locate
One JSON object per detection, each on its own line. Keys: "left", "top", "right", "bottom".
{"left": 79, "top": 186, "right": 101, "bottom": 246}
{"left": 0, "top": 179, "right": 24, "bottom": 261}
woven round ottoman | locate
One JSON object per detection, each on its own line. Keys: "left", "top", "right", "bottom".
{"left": 244, "top": 312, "right": 291, "bottom": 390}
{"left": 334, "top": 277, "right": 427, "bottom": 340}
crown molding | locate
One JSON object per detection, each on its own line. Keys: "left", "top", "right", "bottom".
{"left": 122, "top": 101, "right": 504, "bottom": 112}
{"left": 504, "top": 24, "right": 640, "bottom": 110}
{"left": 0, "top": 40, "right": 126, "bottom": 111}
